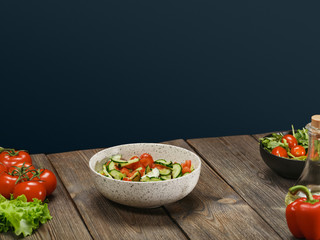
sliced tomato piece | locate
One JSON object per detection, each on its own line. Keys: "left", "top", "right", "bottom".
{"left": 154, "top": 164, "right": 168, "bottom": 170}
{"left": 182, "top": 166, "right": 191, "bottom": 174}
{"left": 138, "top": 167, "right": 145, "bottom": 176}
{"left": 185, "top": 160, "right": 191, "bottom": 168}
{"left": 140, "top": 153, "right": 154, "bottom": 167}
{"left": 132, "top": 161, "right": 144, "bottom": 170}
{"left": 120, "top": 168, "right": 130, "bottom": 177}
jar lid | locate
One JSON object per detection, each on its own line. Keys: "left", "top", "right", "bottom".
{"left": 311, "top": 115, "right": 320, "bottom": 129}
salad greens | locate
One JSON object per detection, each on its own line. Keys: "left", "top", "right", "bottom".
{"left": 260, "top": 125, "right": 308, "bottom": 160}
{"left": 0, "top": 194, "right": 52, "bottom": 237}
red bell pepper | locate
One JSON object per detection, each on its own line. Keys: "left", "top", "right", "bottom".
{"left": 286, "top": 185, "right": 320, "bottom": 240}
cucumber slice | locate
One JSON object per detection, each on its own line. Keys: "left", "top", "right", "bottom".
{"left": 102, "top": 164, "right": 112, "bottom": 178}
{"left": 130, "top": 171, "right": 141, "bottom": 181}
{"left": 109, "top": 170, "right": 125, "bottom": 180}
{"left": 118, "top": 158, "right": 139, "bottom": 167}
{"left": 141, "top": 176, "right": 150, "bottom": 182}
{"left": 107, "top": 161, "right": 117, "bottom": 172}
{"left": 149, "top": 177, "right": 162, "bottom": 181}
{"left": 141, "top": 168, "right": 160, "bottom": 181}
{"left": 159, "top": 168, "right": 171, "bottom": 176}
{"left": 182, "top": 172, "right": 190, "bottom": 176}
{"left": 172, "top": 163, "right": 182, "bottom": 178}
{"left": 160, "top": 175, "right": 171, "bottom": 180}
{"left": 154, "top": 159, "right": 173, "bottom": 168}
{"left": 111, "top": 154, "right": 127, "bottom": 163}
{"left": 140, "top": 176, "right": 162, "bottom": 182}
{"left": 145, "top": 165, "right": 151, "bottom": 174}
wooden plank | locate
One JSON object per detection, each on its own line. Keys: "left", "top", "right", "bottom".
{"left": 187, "top": 135, "right": 295, "bottom": 239}
{"left": 2, "top": 154, "right": 92, "bottom": 240}
{"left": 47, "top": 149, "right": 187, "bottom": 240}
{"left": 162, "top": 139, "right": 281, "bottom": 240}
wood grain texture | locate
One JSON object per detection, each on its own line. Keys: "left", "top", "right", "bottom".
{"left": 187, "top": 135, "right": 296, "bottom": 239}
{"left": 1, "top": 154, "right": 92, "bottom": 240}
{"left": 162, "top": 139, "right": 281, "bottom": 240}
{"left": 47, "top": 149, "right": 187, "bottom": 240}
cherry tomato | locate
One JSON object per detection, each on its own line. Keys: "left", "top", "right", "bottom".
{"left": 140, "top": 153, "right": 154, "bottom": 167}
{"left": 282, "top": 134, "right": 298, "bottom": 148}
{"left": 0, "top": 163, "right": 7, "bottom": 176}
{"left": 38, "top": 169, "right": 57, "bottom": 196}
{"left": 0, "top": 150, "right": 32, "bottom": 168}
{"left": 13, "top": 181, "right": 46, "bottom": 202}
{"left": 0, "top": 173, "right": 19, "bottom": 199}
{"left": 271, "top": 146, "right": 288, "bottom": 157}
{"left": 291, "top": 145, "right": 306, "bottom": 157}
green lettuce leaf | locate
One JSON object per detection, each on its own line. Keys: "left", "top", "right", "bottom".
{"left": 0, "top": 194, "right": 52, "bottom": 237}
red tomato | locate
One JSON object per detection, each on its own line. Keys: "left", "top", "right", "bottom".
{"left": 120, "top": 168, "right": 130, "bottom": 177}
{"left": 0, "top": 173, "right": 19, "bottom": 199}
{"left": 291, "top": 145, "right": 306, "bottom": 157}
{"left": 0, "top": 163, "right": 7, "bottom": 176}
{"left": 138, "top": 167, "right": 145, "bottom": 176}
{"left": 0, "top": 150, "right": 32, "bottom": 168}
{"left": 184, "top": 160, "right": 191, "bottom": 168}
{"left": 132, "top": 161, "right": 144, "bottom": 170}
{"left": 271, "top": 146, "right": 288, "bottom": 157}
{"left": 127, "top": 171, "right": 134, "bottom": 178}
{"left": 13, "top": 181, "right": 46, "bottom": 202}
{"left": 124, "top": 156, "right": 140, "bottom": 169}
{"left": 123, "top": 177, "right": 132, "bottom": 181}
{"left": 182, "top": 166, "right": 191, "bottom": 174}
{"left": 282, "top": 134, "right": 298, "bottom": 148}
{"left": 39, "top": 169, "right": 57, "bottom": 196}
{"left": 140, "top": 153, "right": 154, "bottom": 168}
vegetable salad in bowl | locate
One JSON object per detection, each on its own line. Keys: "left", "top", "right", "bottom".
{"left": 89, "top": 143, "right": 201, "bottom": 208}
{"left": 260, "top": 126, "right": 308, "bottom": 160}
{"left": 98, "top": 153, "right": 194, "bottom": 182}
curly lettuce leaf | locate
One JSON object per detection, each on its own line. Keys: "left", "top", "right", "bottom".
{"left": 0, "top": 194, "right": 52, "bottom": 237}
{"left": 260, "top": 133, "right": 289, "bottom": 152}
{"left": 292, "top": 125, "right": 309, "bottom": 150}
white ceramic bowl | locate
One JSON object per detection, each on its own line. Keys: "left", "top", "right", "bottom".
{"left": 89, "top": 143, "right": 201, "bottom": 208}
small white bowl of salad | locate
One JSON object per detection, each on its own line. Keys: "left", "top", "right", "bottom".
{"left": 89, "top": 143, "right": 201, "bottom": 208}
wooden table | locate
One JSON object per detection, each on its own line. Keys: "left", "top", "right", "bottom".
{"left": 2, "top": 133, "right": 298, "bottom": 240}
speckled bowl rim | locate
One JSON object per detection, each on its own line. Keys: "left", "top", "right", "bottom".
{"left": 89, "top": 143, "right": 201, "bottom": 184}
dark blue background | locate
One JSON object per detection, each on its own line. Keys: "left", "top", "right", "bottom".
{"left": 1, "top": 1, "right": 319, "bottom": 154}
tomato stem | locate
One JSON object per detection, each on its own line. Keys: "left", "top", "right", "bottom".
{"left": 6, "top": 150, "right": 28, "bottom": 157}
{"left": 0, "top": 147, "right": 16, "bottom": 153}
{"left": 7, "top": 163, "right": 40, "bottom": 184}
